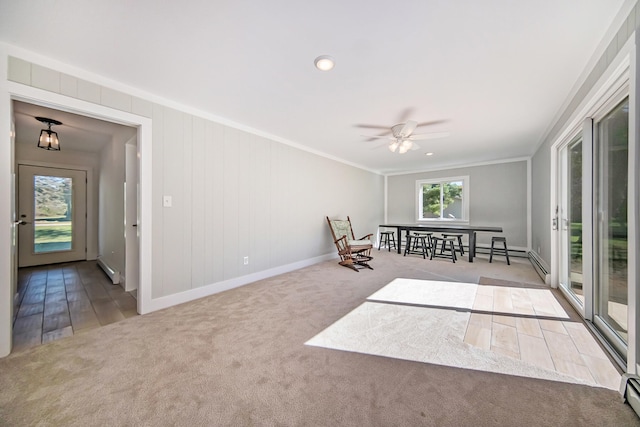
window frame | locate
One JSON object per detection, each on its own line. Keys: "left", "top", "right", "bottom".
{"left": 415, "top": 175, "right": 469, "bottom": 223}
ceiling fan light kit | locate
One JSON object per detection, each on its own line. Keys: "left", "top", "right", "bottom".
{"left": 398, "top": 140, "right": 412, "bottom": 154}
{"left": 361, "top": 118, "right": 449, "bottom": 154}
{"left": 35, "top": 116, "right": 62, "bottom": 151}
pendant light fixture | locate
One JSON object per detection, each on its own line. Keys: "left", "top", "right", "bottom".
{"left": 35, "top": 116, "right": 62, "bottom": 151}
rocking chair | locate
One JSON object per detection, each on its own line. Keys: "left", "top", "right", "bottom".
{"left": 326, "top": 216, "right": 374, "bottom": 272}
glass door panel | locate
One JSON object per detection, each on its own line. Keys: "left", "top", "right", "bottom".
{"left": 595, "top": 98, "right": 628, "bottom": 355}
{"left": 33, "top": 175, "right": 73, "bottom": 253}
{"left": 559, "top": 137, "right": 584, "bottom": 307}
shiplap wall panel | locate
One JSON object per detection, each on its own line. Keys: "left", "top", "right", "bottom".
{"left": 162, "top": 108, "right": 187, "bottom": 296}
{"left": 210, "top": 122, "right": 225, "bottom": 284}
{"left": 151, "top": 104, "right": 165, "bottom": 298}
{"left": 222, "top": 127, "right": 240, "bottom": 280}
{"left": 190, "top": 116, "right": 206, "bottom": 288}
{"left": 7, "top": 57, "right": 384, "bottom": 302}
{"left": 182, "top": 114, "right": 194, "bottom": 289}
{"left": 237, "top": 129, "right": 252, "bottom": 275}
{"left": 250, "top": 135, "right": 271, "bottom": 273}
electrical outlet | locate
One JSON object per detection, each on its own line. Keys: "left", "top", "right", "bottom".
{"left": 243, "top": 256, "right": 249, "bottom": 265}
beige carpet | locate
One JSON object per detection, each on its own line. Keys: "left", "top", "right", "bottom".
{"left": 0, "top": 251, "right": 637, "bottom": 426}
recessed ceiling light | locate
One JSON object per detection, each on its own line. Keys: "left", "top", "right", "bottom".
{"left": 314, "top": 55, "right": 335, "bottom": 71}
{"left": 425, "top": 152, "right": 434, "bottom": 156}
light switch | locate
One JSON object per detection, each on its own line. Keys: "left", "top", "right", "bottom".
{"left": 163, "top": 195, "right": 172, "bottom": 207}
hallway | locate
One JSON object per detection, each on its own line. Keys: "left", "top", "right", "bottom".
{"left": 12, "top": 261, "right": 138, "bottom": 353}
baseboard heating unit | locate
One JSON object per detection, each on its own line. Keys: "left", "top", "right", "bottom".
{"left": 97, "top": 257, "right": 121, "bottom": 285}
{"left": 621, "top": 374, "right": 640, "bottom": 419}
{"left": 528, "top": 251, "right": 550, "bottom": 285}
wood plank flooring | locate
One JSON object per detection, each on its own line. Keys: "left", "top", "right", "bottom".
{"left": 12, "top": 261, "right": 138, "bottom": 353}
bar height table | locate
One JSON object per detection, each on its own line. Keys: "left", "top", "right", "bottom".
{"left": 379, "top": 224, "right": 503, "bottom": 262}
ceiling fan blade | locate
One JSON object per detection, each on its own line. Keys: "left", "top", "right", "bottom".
{"left": 399, "top": 120, "right": 417, "bottom": 137}
{"left": 354, "top": 124, "right": 391, "bottom": 130}
{"left": 362, "top": 135, "right": 394, "bottom": 140}
{"left": 408, "top": 131, "right": 450, "bottom": 141}
{"left": 415, "top": 119, "right": 449, "bottom": 128}
{"left": 410, "top": 142, "right": 421, "bottom": 151}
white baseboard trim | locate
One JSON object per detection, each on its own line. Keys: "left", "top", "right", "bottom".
{"left": 145, "top": 253, "right": 336, "bottom": 313}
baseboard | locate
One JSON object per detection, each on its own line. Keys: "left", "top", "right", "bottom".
{"left": 144, "top": 253, "right": 336, "bottom": 313}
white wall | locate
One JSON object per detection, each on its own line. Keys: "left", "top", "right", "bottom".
{"left": 98, "top": 127, "right": 134, "bottom": 281}
{"left": 531, "top": 4, "right": 639, "bottom": 266}
{"left": 386, "top": 159, "right": 529, "bottom": 249}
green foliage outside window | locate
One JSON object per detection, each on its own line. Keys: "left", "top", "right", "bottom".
{"left": 34, "top": 175, "right": 72, "bottom": 220}
{"left": 422, "top": 181, "right": 463, "bottom": 218}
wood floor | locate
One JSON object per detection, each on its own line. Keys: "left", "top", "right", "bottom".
{"left": 12, "top": 261, "right": 138, "bottom": 353}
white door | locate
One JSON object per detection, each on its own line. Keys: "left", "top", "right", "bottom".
{"left": 124, "top": 142, "right": 139, "bottom": 292}
{"left": 17, "top": 165, "right": 87, "bottom": 267}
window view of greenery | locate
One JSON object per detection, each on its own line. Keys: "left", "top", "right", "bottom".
{"left": 569, "top": 140, "right": 583, "bottom": 300}
{"left": 421, "top": 181, "right": 463, "bottom": 219}
{"left": 598, "top": 98, "right": 628, "bottom": 343}
{"left": 34, "top": 175, "right": 73, "bottom": 253}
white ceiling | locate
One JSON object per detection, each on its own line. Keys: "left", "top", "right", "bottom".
{"left": 0, "top": 1, "right": 628, "bottom": 173}
{"left": 12, "top": 101, "right": 135, "bottom": 153}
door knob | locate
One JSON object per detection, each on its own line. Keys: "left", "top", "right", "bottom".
{"left": 15, "top": 220, "right": 29, "bottom": 225}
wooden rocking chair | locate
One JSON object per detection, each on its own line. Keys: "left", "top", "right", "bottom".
{"left": 326, "top": 216, "right": 374, "bottom": 272}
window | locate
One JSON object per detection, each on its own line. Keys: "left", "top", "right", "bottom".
{"left": 416, "top": 176, "right": 469, "bottom": 221}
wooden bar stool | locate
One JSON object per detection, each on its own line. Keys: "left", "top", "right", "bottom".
{"left": 404, "top": 234, "right": 428, "bottom": 259}
{"left": 442, "top": 233, "right": 464, "bottom": 256}
{"left": 412, "top": 232, "right": 433, "bottom": 256}
{"left": 490, "top": 236, "right": 510, "bottom": 265}
{"left": 430, "top": 236, "right": 457, "bottom": 263}
{"left": 378, "top": 231, "right": 396, "bottom": 251}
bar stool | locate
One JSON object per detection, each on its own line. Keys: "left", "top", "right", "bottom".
{"left": 489, "top": 236, "right": 510, "bottom": 265}
{"left": 404, "top": 234, "right": 428, "bottom": 259}
{"left": 412, "top": 232, "right": 433, "bottom": 255}
{"left": 442, "top": 233, "right": 464, "bottom": 256}
{"left": 378, "top": 231, "right": 396, "bottom": 252}
{"left": 430, "top": 236, "right": 457, "bottom": 263}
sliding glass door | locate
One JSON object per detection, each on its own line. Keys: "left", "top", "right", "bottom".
{"left": 594, "top": 98, "right": 629, "bottom": 357}
{"left": 556, "top": 94, "right": 629, "bottom": 363}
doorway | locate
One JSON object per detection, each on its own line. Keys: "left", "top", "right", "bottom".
{"left": 1, "top": 85, "right": 153, "bottom": 357}
{"left": 11, "top": 101, "right": 142, "bottom": 351}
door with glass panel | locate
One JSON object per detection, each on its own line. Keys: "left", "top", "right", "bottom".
{"left": 594, "top": 97, "right": 629, "bottom": 358}
{"left": 17, "top": 165, "right": 87, "bottom": 267}
{"left": 558, "top": 136, "right": 584, "bottom": 309}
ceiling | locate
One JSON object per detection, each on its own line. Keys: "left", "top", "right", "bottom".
{"left": 0, "top": 1, "right": 628, "bottom": 173}
{"left": 12, "top": 101, "right": 135, "bottom": 153}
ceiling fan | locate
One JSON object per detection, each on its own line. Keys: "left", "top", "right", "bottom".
{"left": 358, "top": 120, "right": 450, "bottom": 154}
